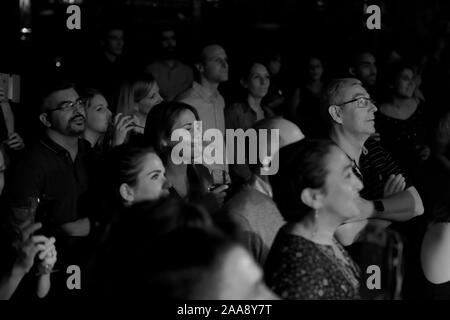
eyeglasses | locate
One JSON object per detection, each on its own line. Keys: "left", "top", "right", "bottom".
{"left": 336, "top": 97, "right": 375, "bottom": 109}
{"left": 47, "top": 98, "right": 86, "bottom": 114}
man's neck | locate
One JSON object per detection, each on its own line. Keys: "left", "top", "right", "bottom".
{"left": 46, "top": 129, "right": 79, "bottom": 160}
{"left": 199, "top": 77, "right": 219, "bottom": 95}
{"left": 163, "top": 59, "right": 176, "bottom": 68}
{"left": 330, "top": 127, "right": 367, "bottom": 163}
{"left": 104, "top": 51, "right": 118, "bottom": 63}
{"left": 83, "top": 129, "right": 101, "bottom": 148}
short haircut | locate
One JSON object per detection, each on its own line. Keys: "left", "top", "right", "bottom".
{"left": 39, "top": 80, "right": 76, "bottom": 113}
{"left": 319, "top": 78, "right": 362, "bottom": 128}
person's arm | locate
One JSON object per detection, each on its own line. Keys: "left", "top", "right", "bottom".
{"left": 373, "top": 186, "right": 424, "bottom": 221}
{"left": 61, "top": 217, "right": 90, "bottom": 236}
{"left": 0, "top": 267, "right": 26, "bottom": 300}
{"left": 35, "top": 237, "right": 57, "bottom": 298}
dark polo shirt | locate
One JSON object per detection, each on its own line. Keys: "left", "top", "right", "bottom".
{"left": 8, "top": 135, "right": 91, "bottom": 231}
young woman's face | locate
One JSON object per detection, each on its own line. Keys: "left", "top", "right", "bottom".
{"left": 308, "top": 58, "right": 324, "bottom": 81}
{"left": 319, "top": 146, "right": 363, "bottom": 220}
{"left": 0, "top": 150, "right": 5, "bottom": 196}
{"left": 86, "top": 94, "right": 112, "bottom": 134}
{"left": 137, "top": 83, "right": 163, "bottom": 116}
{"left": 244, "top": 63, "right": 270, "bottom": 99}
{"left": 168, "top": 109, "right": 200, "bottom": 161}
{"left": 129, "top": 152, "right": 171, "bottom": 203}
{"left": 394, "top": 68, "right": 416, "bottom": 98}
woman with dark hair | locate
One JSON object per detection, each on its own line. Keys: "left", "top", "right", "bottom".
{"left": 265, "top": 139, "right": 363, "bottom": 299}
{"left": 144, "top": 101, "right": 227, "bottom": 206}
{"left": 376, "top": 62, "right": 430, "bottom": 181}
{"left": 107, "top": 144, "right": 171, "bottom": 207}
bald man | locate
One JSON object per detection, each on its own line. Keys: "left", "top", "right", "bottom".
{"left": 224, "top": 118, "right": 304, "bottom": 266}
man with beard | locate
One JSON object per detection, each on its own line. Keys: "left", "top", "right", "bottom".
{"left": 6, "top": 82, "right": 93, "bottom": 293}
{"left": 349, "top": 51, "right": 380, "bottom": 101}
{"left": 144, "top": 28, "right": 194, "bottom": 101}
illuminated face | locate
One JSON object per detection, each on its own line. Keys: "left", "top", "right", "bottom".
{"left": 201, "top": 45, "right": 229, "bottom": 83}
{"left": 136, "top": 83, "right": 163, "bottom": 116}
{"left": 320, "top": 146, "right": 364, "bottom": 220}
{"left": 86, "top": 94, "right": 112, "bottom": 134}
{"left": 44, "top": 88, "right": 86, "bottom": 136}
{"left": 337, "top": 84, "right": 377, "bottom": 136}
{"left": 244, "top": 63, "right": 270, "bottom": 99}
{"left": 126, "top": 152, "right": 171, "bottom": 204}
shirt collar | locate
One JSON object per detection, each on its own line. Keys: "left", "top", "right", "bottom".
{"left": 249, "top": 174, "right": 273, "bottom": 198}
{"left": 40, "top": 134, "right": 88, "bottom": 156}
{"left": 192, "top": 81, "right": 220, "bottom": 101}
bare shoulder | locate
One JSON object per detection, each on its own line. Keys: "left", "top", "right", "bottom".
{"left": 421, "top": 222, "right": 450, "bottom": 284}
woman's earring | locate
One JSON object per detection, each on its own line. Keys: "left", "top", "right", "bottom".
{"left": 312, "top": 209, "right": 319, "bottom": 239}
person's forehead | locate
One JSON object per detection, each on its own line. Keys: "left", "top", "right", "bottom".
{"left": 250, "top": 63, "right": 268, "bottom": 74}
{"left": 49, "top": 88, "right": 79, "bottom": 104}
{"left": 357, "top": 53, "right": 376, "bottom": 64}
{"left": 341, "top": 84, "right": 368, "bottom": 100}
{"left": 108, "top": 29, "right": 123, "bottom": 37}
{"left": 91, "top": 94, "right": 108, "bottom": 106}
{"left": 204, "top": 46, "right": 227, "bottom": 59}
{"left": 162, "top": 30, "right": 175, "bottom": 38}
{"left": 221, "top": 246, "right": 260, "bottom": 281}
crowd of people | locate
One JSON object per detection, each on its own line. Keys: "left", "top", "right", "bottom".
{"left": 2, "top": 22, "right": 450, "bottom": 300}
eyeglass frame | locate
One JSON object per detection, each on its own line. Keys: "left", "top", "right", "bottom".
{"left": 46, "top": 98, "right": 86, "bottom": 114}
{"left": 335, "top": 96, "right": 376, "bottom": 109}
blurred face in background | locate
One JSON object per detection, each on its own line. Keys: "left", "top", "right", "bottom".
{"left": 268, "top": 55, "right": 281, "bottom": 75}
{"left": 243, "top": 63, "right": 270, "bottom": 99}
{"left": 136, "top": 83, "right": 163, "bottom": 116}
{"left": 308, "top": 58, "right": 324, "bottom": 81}
{"left": 86, "top": 94, "right": 112, "bottom": 134}
{"left": 200, "top": 45, "right": 229, "bottom": 84}
{"left": 394, "top": 68, "right": 416, "bottom": 98}
{"left": 105, "top": 29, "right": 124, "bottom": 57}
{"left": 352, "top": 53, "right": 377, "bottom": 87}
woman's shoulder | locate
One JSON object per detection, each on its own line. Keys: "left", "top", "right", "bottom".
{"left": 421, "top": 222, "right": 450, "bottom": 284}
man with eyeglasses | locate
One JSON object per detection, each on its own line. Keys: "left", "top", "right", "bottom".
{"left": 321, "top": 78, "right": 424, "bottom": 299}
{"left": 7, "top": 81, "right": 93, "bottom": 296}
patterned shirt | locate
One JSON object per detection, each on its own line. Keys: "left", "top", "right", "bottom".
{"left": 265, "top": 232, "right": 361, "bottom": 300}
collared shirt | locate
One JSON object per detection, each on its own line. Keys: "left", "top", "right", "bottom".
{"left": 178, "top": 82, "right": 228, "bottom": 174}
{"left": 8, "top": 135, "right": 91, "bottom": 230}
{"left": 358, "top": 137, "right": 412, "bottom": 200}
{"left": 145, "top": 60, "right": 194, "bottom": 101}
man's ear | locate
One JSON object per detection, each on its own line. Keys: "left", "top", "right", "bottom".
{"left": 195, "top": 62, "right": 204, "bottom": 75}
{"left": 328, "top": 105, "right": 344, "bottom": 124}
{"left": 39, "top": 113, "right": 52, "bottom": 128}
{"left": 300, "top": 188, "right": 323, "bottom": 210}
{"left": 240, "top": 78, "right": 248, "bottom": 89}
{"left": 119, "top": 183, "right": 135, "bottom": 203}
{"left": 349, "top": 67, "right": 356, "bottom": 76}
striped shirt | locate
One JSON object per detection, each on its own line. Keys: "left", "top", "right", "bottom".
{"left": 358, "top": 137, "right": 412, "bottom": 200}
